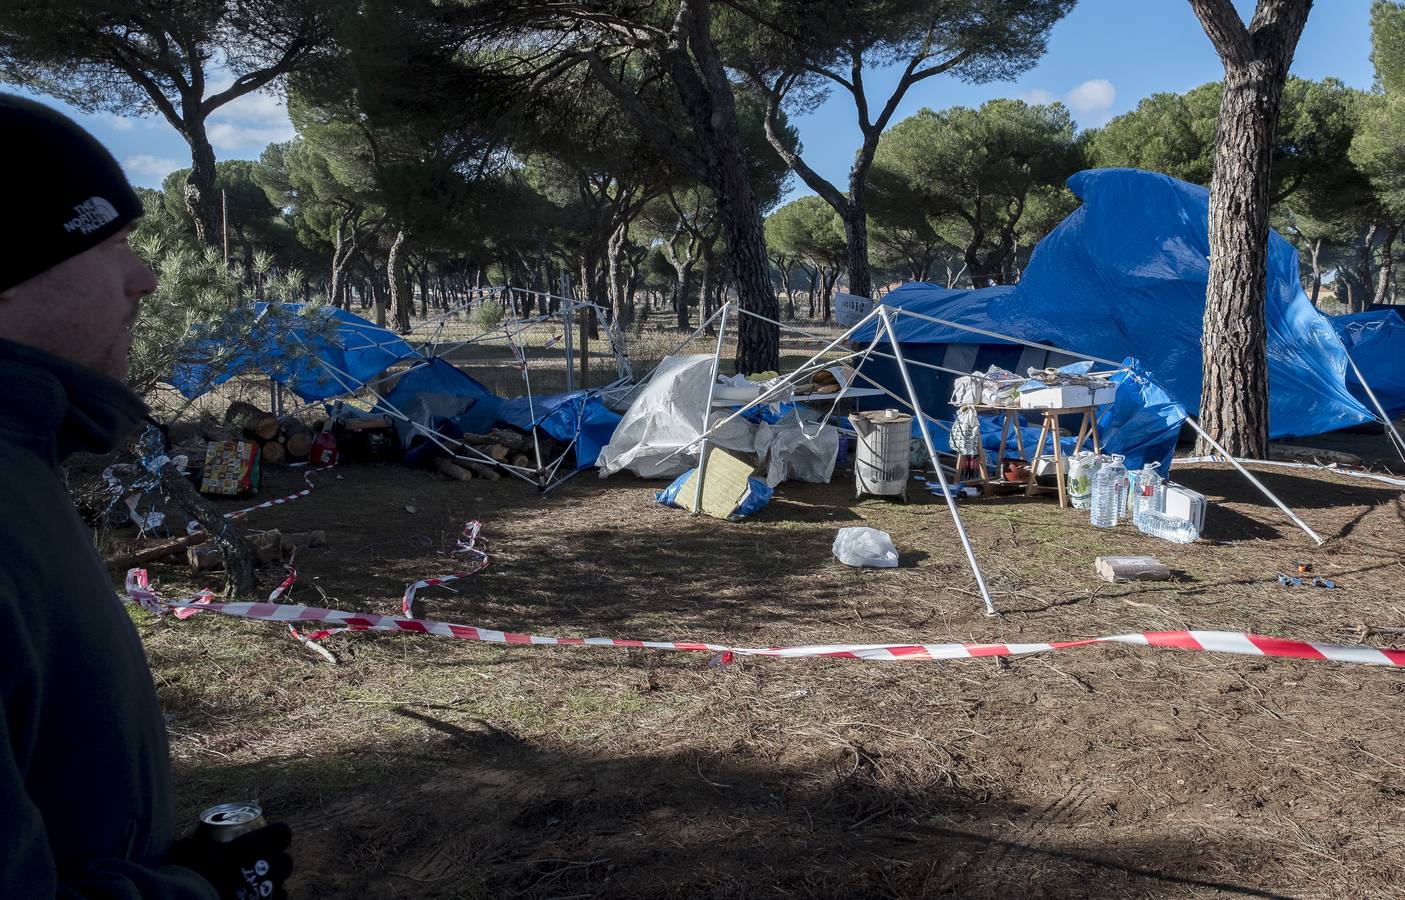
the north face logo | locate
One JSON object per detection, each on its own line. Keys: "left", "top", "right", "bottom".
{"left": 63, "top": 196, "right": 120, "bottom": 235}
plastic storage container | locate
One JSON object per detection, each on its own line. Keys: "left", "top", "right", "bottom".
{"left": 1160, "top": 482, "right": 1206, "bottom": 534}
{"left": 848, "top": 410, "right": 912, "bottom": 501}
{"left": 1090, "top": 454, "right": 1128, "bottom": 528}
{"left": 1067, "top": 452, "right": 1099, "bottom": 509}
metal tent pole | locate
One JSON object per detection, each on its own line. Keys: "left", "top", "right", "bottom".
{"left": 1184, "top": 417, "right": 1325, "bottom": 545}
{"left": 1342, "top": 349, "right": 1405, "bottom": 463}
{"left": 691, "top": 302, "right": 730, "bottom": 514}
{"left": 879, "top": 308, "right": 999, "bottom": 617}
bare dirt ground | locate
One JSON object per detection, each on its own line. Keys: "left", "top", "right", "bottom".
{"left": 127, "top": 447, "right": 1405, "bottom": 899}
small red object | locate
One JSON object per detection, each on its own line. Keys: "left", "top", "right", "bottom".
{"left": 310, "top": 431, "right": 338, "bottom": 467}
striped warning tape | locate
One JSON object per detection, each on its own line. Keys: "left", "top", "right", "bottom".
{"left": 122, "top": 569, "right": 1405, "bottom": 668}
{"left": 224, "top": 465, "right": 331, "bottom": 521}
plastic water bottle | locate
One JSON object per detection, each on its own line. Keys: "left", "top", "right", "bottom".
{"left": 1130, "top": 462, "right": 1163, "bottom": 529}
{"left": 1138, "top": 510, "right": 1198, "bottom": 543}
{"left": 1090, "top": 454, "right": 1128, "bottom": 528}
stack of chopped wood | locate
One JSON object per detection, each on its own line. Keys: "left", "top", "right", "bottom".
{"left": 431, "top": 428, "right": 551, "bottom": 481}
{"left": 216, "top": 401, "right": 315, "bottom": 465}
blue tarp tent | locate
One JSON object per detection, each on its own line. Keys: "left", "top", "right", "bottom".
{"left": 856, "top": 168, "right": 1375, "bottom": 440}
{"left": 1330, "top": 309, "right": 1405, "bottom": 418}
{"left": 171, "top": 302, "right": 421, "bottom": 402}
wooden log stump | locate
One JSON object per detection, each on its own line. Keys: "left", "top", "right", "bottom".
{"left": 261, "top": 440, "right": 286, "bottom": 466}
{"left": 434, "top": 457, "right": 474, "bottom": 481}
{"left": 1095, "top": 555, "right": 1170, "bottom": 583}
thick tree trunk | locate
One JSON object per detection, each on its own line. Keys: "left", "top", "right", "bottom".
{"left": 1307, "top": 238, "right": 1322, "bottom": 305}
{"left": 608, "top": 222, "right": 630, "bottom": 328}
{"left": 388, "top": 229, "right": 410, "bottom": 333}
{"left": 1190, "top": 0, "right": 1311, "bottom": 458}
{"left": 183, "top": 118, "right": 222, "bottom": 248}
{"left": 1374, "top": 224, "right": 1398, "bottom": 308}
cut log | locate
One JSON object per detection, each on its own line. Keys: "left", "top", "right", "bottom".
{"left": 261, "top": 440, "right": 286, "bottom": 465}
{"left": 462, "top": 460, "right": 501, "bottom": 481}
{"left": 224, "top": 401, "right": 279, "bottom": 441}
{"left": 280, "top": 418, "right": 314, "bottom": 458}
{"left": 106, "top": 531, "right": 207, "bottom": 571}
{"left": 1095, "top": 555, "right": 1171, "bottom": 583}
{"left": 509, "top": 453, "right": 532, "bottom": 469}
{"left": 280, "top": 530, "right": 326, "bottom": 552}
{"left": 188, "top": 529, "right": 325, "bottom": 572}
{"left": 486, "top": 443, "right": 510, "bottom": 462}
{"left": 462, "top": 428, "right": 530, "bottom": 452}
{"left": 434, "top": 457, "right": 474, "bottom": 481}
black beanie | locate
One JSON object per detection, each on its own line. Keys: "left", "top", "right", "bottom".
{"left": 0, "top": 93, "right": 145, "bottom": 292}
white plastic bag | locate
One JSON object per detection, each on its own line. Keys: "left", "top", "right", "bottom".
{"left": 832, "top": 527, "right": 900, "bottom": 568}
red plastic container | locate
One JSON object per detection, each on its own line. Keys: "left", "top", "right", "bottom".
{"left": 310, "top": 431, "right": 338, "bottom": 467}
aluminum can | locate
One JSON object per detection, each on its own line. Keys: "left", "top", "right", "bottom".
{"left": 194, "top": 802, "right": 266, "bottom": 843}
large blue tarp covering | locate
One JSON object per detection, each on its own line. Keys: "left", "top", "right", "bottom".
{"left": 1330, "top": 309, "right": 1405, "bottom": 418}
{"left": 856, "top": 168, "right": 1374, "bottom": 438}
{"left": 170, "top": 302, "right": 421, "bottom": 402}
{"left": 379, "top": 357, "right": 503, "bottom": 435}
{"left": 500, "top": 391, "right": 623, "bottom": 469}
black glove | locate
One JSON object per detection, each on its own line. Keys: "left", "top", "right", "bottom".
{"left": 170, "top": 822, "right": 293, "bottom": 900}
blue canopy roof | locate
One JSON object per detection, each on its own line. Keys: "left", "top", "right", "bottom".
{"left": 858, "top": 168, "right": 1374, "bottom": 438}
{"left": 1331, "top": 309, "right": 1405, "bottom": 418}
{"left": 171, "top": 302, "right": 421, "bottom": 402}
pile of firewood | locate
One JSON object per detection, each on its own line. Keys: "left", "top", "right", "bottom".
{"left": 213, "top": 401, "right": 316, "bottom": 465}
{"left": 433, "top": 428, "right": 548, "bottom": 481}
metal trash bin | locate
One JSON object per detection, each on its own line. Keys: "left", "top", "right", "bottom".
{"left": 849, "top": 410, "right": 912, "bottom": 502}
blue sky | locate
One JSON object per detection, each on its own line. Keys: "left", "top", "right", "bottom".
{"left": 10, "top": 0, "right": 1378, "bottom": 202}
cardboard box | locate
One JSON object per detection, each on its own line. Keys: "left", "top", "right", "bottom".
{"left": 1017, "top": 381, "right": 1118, "bottom": 409}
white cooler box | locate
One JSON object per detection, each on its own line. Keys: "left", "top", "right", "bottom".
{"left": 1160, "top": 482, "right": 1206, "bottom": 533}
{"left": 1017, "top": 382, "right": 1117, "bottom": 409}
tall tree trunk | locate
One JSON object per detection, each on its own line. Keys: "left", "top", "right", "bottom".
{"left": 608, "top": 222, "right": 630, "bottom": 327}
{"left": 1190, "top": 0, "right": 1311, "bottom": 458}
{"left": 371, "top": 273, "right": 387, "bottom": 327}
{"left": 674, "top": 263, "right": 694, "bottom": 330}
{"left": 1307, "top": 237, "right": 1323, "bottom": 305}
{"left": 388, "top": 229, "right": 410, "bottom": 333}
{"left": 1373, "top": 224, "right": 1399, "bottom": 308}
{"left": 183, "top": 116, "right": 222, "bottom": 247}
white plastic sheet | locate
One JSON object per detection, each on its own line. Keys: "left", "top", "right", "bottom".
{"left": 596, "top": 355, "right": 756, "bottom": 479}
{"left": 832, "top": 527, "right": 900, "bottom": 568}
{"left": 754, "top": 413, "right": 839, "bottom": 487}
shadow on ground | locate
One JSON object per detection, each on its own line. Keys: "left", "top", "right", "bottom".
{"left": 174, "top": 719, "right": 1287, "bottom": 900}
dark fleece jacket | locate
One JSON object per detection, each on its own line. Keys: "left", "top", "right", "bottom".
{"left": 0, "top": 338, "right": 215, "bottom": 898}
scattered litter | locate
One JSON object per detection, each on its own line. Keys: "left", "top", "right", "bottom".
{"left": 404, "top": 505, "right": 417, "bottom": 514}
{"left": 833, "top": 527, "right": 900, "bottom": 568}
{"left": 656, "top": 450, "right": 773, "bottom": 519}
{"left": 1277, "top": 572, "right": 1304, "bottom": 587}
{"left": 1313, "top": 576, "right": 1336, "bottom": 589}
{"left": 1295, "top": 562, "right": 1314, "bottom": 574}
{"left": 1096, "top": 555, "right": 1170, "bottom": 583}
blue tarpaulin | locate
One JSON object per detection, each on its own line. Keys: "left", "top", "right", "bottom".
{"left": 500, "top": 391, "right": 623, "bottom": 469}
{"left": 856, "top": 168, "right": 1374, "bottom": 439}
{"left": 1330, "top": 309, "right": 1405, "bottom": 418}
{"left": 170, "top": 302, "right": 421, "bottom": 402}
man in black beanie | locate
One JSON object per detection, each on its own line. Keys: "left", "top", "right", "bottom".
{"left": 0, "top": 93, "right": 291, "bottom": 898}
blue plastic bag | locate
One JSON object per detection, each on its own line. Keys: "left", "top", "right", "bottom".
{"left": 655, "top": 468, "right": 774, "bottom": 518}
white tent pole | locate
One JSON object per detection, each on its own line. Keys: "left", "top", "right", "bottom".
{"left": 733, "top": 306, "right": 978, "bottom": 378}
{"left": 879, "top": 308, "right": 999, "bottom": 617}
{"left": 691, "top": 302, "right": 730, "bottom": 514}
{"left": 1342, "top": 348, "right": 1405, "bottom": 462}
{"left": 1184, "top": 417, "right": 1325, "bottom": 546}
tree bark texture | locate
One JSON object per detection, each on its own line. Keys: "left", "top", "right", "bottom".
{"left": 184, "top": 121, "right": 221, "bottom": 248}
{"left": 1190, "top": 0, "right": 1312, "bottom": 458}
{"left": 158, "top": 466, "right": 255, "bottom": 596}
{"left": 388, "top": 229, "right": 410, "bottom": 333}
{"left": 1373, "top": 224, "right": 1398, "bottom": 308}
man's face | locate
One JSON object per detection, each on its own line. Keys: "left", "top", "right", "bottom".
{"left": 0, "top": 223, "right": 156, "bottom": 381}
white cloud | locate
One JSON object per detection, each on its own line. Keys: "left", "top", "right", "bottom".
{"left": 1016, "top": 88, "right": 1059, "bottom": 105}
{"left": 1063, "top": 78, "right": 1117, "bottom": 124}
{"left": 205, "top": 86, "right": 295, "bottom": 151}
{"left": 105, "top": 114, "right": 137, "bottom": 132}
{"left": 123, "top": 154, "right": 183, "bottom": 179}
{"left": 207, "top": 119, "right": 296, "bottom": 151}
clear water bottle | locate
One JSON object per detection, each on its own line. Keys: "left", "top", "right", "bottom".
{"left": 1090, "top": 454, "right": 1128, "bottom": 528}
{"left": 1139, "top": 510, "right": 1198, "bottom": 543}
{"left": 1131, "top": 462, "right": 1163, "bottom": 529}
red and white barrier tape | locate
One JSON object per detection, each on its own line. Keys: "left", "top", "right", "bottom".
{"left": 122, "top": 570, "right": 1405, "bottom": 668}
{"left": 401, "top": 521, "right": 488, "bottom": 617}
{"left": 224, "top": 465, "right": 331, "bottom": 521}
